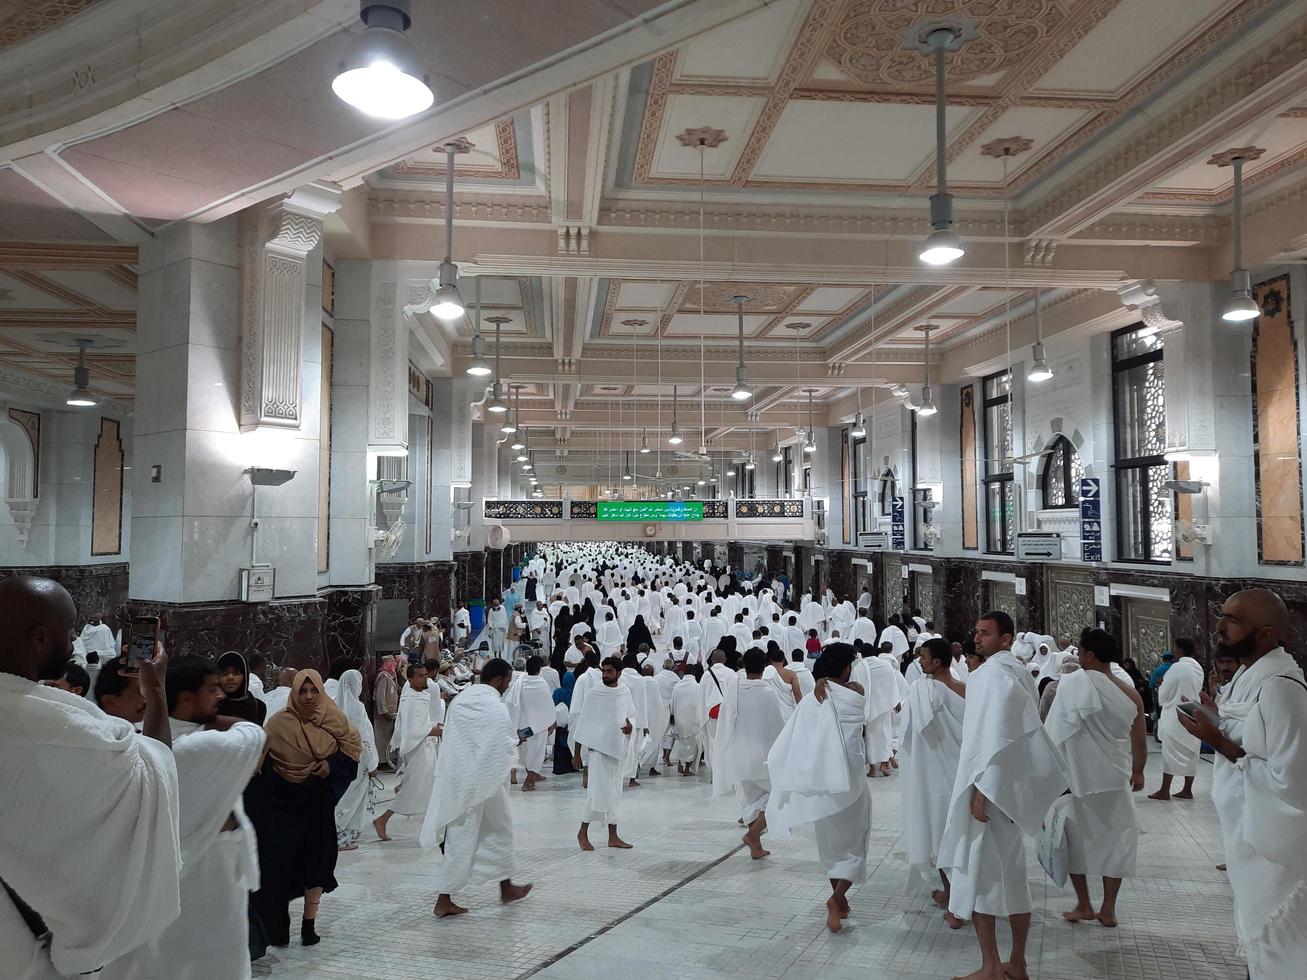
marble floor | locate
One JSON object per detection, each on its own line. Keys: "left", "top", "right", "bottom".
{"left": 257, "top": 747, "right": 1241, "bottom": 980}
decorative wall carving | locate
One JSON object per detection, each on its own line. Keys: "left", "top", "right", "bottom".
{"left": 960, "top": 384, "right": 978, "bottom": 550}
{"left": 703, "top": 500, "right": 728, "bottom": 518}
{"left": 317, "top": 324, "right": 332, "bottom": 573}
{"left": 91, "top": 417, "right": 123, "bottom": 556}
{"left": 735, "top": 499, "right": 804, "bottom": 518}
{"left": 1124, "top": 598, "right": 1172, "bottom": 672}
{"left": 1251, "top": 274, "right": 1304, "bottom": 565}
{"left": 7, "top": 409, "right": 39, "bottom": 492}
{"left": 239, "top": 184, "right": 340, "bottom": 431}
{"left": 484, "top": 500, "right": 563, "bottom": 520}
{"left": 368, "top": 279, "right": 409, "bottom": 453}
{"left": 987, "top": 580, "right": 1018, "bottom": 621}
{"left": 570, "top": 500, "right": 597, "bottom": 518}
{"left": 883, "top": 554, "right": 902, "bottom": 615}
{"left": 1046, "top": 567, "right": 1095, "bottom": 646}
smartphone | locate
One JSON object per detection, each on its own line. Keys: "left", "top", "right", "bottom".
{"left": 517, "top": 727, "right": 534, "bottom": 740}
{"left": 1176, "top": 700, "right": 1218, "bottom": 725}
{"left": 127, "top": 616, "right": 160, "bottom": 663}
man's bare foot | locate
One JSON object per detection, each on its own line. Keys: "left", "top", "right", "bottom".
{"left": 338, "top": 842, "right": 358, "bottom": 852}
{"left": 1173, "top": 790, "right": 1194, "bottom": 800}
{"left": 838, "top": 894, "right": 850, "bottom": 919}
{"left": 867, "top": 765, "right": 876, "bottom": 777}
{"left": 648, "top": 768, "right": 660, "bottom": 776}
{"left": 879, "top": 762, "right": 892, "bottom": 776}
{"left": 681, "top": 768, "right": 693, "bottom": 777}
{"left": 535, "top": 774, "right": 547, "bottom": 781}
{"left": 577, "top": 829, "right": 594, "bottom": 852}
{"left": 433, "top": 897, "right": 468, "bottom": 917}
{"left": 1063, "top": 906, "right": 1097, "bottom": 923}
{"left": 372, "top": 816, "right": 391, "bottom": 841}
{"left": 944, "top": 911, "right": 965, "bottom": 929}
{"left": 522, "top": 781, "right": 536, "bottom": 792}
{"left": 951, "top": 968, "right": 1004, "bottom": 980}
{"left": 510, "top": 771, "right": 518, "bottom": 784}
{"left": 1216, "top": 863, "right": 1227, "bottom": 872}
{"left": 500, "top": 882, "right": 533, "bottom": 904}
{"left": 628, "top": 778, "right": 640, "bottom": 787}
{"left": 826, "top": 896, "right": 843, "bottom": 932}
{"left": 1147, "top": 790, "right": 1170, "bottom": 801}
{"left": 607, "top": 834, "right": 633, "bottom": 849}
{"left": 1001, "top": 959, "right": 1030, "bottom": 980}
{"left": 1096, "top": 911, "right": 1118, "bottom": 928}
{"left": 889, "top": 755, "right": 900, "bottom": 769}
{"left": 930, "top": 888, "right": 948, "bottom": 909}
{"left": 743, "top": 832, "right": 770, "bottom": 860}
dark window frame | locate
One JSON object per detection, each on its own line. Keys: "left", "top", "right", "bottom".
{"left": 1040, "top": 435, "right": 1081, "bottom": 509}
{"left": 982, "top": 370, "right": 1014, "bottom": 554}
{"left": 1112, "top": 323, "right": 1170, "bottom": 564}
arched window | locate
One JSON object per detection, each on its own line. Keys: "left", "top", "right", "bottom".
{"left": 878, "top": 469, "right": 897, "bottom": 516}
{"left": 1041, "top": 436, "right": 1085, "bottom": 509}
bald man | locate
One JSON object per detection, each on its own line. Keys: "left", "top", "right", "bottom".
{"left": 1178, "top": 589, "right": 1307, "bottom": 980}
{"left": 0, "top": 577, "right": 182, "bottom": 978}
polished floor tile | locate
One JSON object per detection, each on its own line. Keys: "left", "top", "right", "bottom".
{"left": 257, "top": 746, "right": 1240, "bottom": 980}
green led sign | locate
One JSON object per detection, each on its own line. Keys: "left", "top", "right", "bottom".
{"left": 596, "top": 500, "right": 704, "bottom": 522}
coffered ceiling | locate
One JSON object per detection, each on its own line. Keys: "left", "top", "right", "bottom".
{"left": 1, "top": 0, "right": 1306, "bottom": 461}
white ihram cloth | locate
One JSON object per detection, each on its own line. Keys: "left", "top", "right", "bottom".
{"left": 1044, "top": 669, "right": 1139, "bottom": 878}
{"left": 573, "top": 683, "right": 638, "bottom": 824}
{"left": 102, "top": 719, "right": 265, "bottom": 980}
{"left": 420, "top": 684, "right": 518, "bottom": 894}
{"left": 568, "top": 668, "right": 600, "bottom": 757}
{"left": 950, "top": 657, "right": 970, "bottom": 682}
{"left": 333, "top": 671, "right": 379, "bottom": 840}
{"left": 829, "top": 601, "right": 857, "bottom": 636}
{"left": 392, "top": 685, "right": 442, "bottom": 816}
{"left": 702, "top": 663, "right": 738, "bottom": 768}
{"left": 900, "top": 678, "right": 965, "bottom": 890}
{"left": 0, "top": 676, "right": 181, "bottom": 980}
{"left": 712, "top": 678, "right": 787, "bottom": 822}
{"left": 77, "top": 622, "right": 117, "bottom": 660}
{"left": 761, "top": 664, "right": 797, "bottom": 718}
{"left": 798, "top": 597, "right": 824, "bottom": 632}
{"left": 596, "top": 618, "right": 622, "bottom": 657}
{"left": 620, "top": 668, "right": 651, "bottom": 775}
{"left": 671, "top": 677, "right": 705, "bottom": 766}
{"left": 766, "top": 681, "right": 871, "bottom": 882}
{"left": 1157, "top": 656, "right": 1205, "bottom": 777}
{"left": 880, "top": 626, "right": 911, "bottom": 659}
{"left": 1211, "top": 649, "right": 1307, "bottom": 980}
{"left": 848, "top": 617, "right": 877, "bottom": 646}
{"left": 506, "top": 674, "right": 555, "bottom": 774}
{"left": 640, "top": 675, "right": 670, "bottom": 768}
{"left": 880, "top": 654, "right": 911, "bottom": 749}
{"left": 262, "top": 685, "right": 291, "bottom": 720}
{"left": 852, "top": 655, "right": 898, "bottom": 765}
{"left": 938, "top": 651, "right": 1067, "bottom": 919}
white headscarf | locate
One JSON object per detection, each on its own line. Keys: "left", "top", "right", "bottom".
{"left": 334, "top": 669, "right": 378, "bottom": 772}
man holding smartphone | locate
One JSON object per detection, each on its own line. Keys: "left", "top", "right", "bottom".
{"left": 1178, "top": 589, "right": 1307, "bottom": 980}
{"left": 0, "top": 576, "right": 181, "bottom": 979}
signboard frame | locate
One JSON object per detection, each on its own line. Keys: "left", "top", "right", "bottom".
{"left": 1016, "top": 531, "right": 1063, "bottom": 561}
{"left": 857, "top": 531, "right": 890, "bottom": 550}
{"left": 596, "top": 500, "right": 705, "bottom": 522}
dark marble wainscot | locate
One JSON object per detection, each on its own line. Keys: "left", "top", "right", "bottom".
{"left": 727, "top": 542, "right": 745, "bottom": 571}
{"left": 454, "top": 549, "right": 487, "bottom": 604}
{"left": 928, "top": 556, "right": 1048, "bottom": 641}
{"left": 824, "top": 549, "right": 856, "bottom": 601}
{"left": 321, "top": 586, "right": 379, "bottom": 673}
{"left": 376, "top": 561, "right": 454, "bottom": 623}
{"left": 0, "top": 562, "right": 129, "bottom": 625}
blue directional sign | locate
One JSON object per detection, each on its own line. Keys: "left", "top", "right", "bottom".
{"left": 1079, "top": 478, "right": 1102, "bottom": 562}
{"left": 890, "top": 495, "right": 906, "bottom": 550}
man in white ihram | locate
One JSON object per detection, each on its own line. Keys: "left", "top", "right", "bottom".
{"left": 0, "top": 576, "right": 182, "bottom": 980}
{"left": 1177, "top": 589, "right": 1307, "bottom": 980}
{"left": 572, "top": 656, "right": 637, "bottom": 850}
{"left": 1149, "top": 637, "right": 1205, "bottom": 801}
{"left": 505, "top": 656, "right": 555, "bottom": 793}
{"left": 486, "top": 598, "right": 509, "bottom": 657}
{"left": 900, "top": 638, "right": 967, "bottom": 927}
{"left": 374, "top": 662, "right": 443, "bottom": 841}
{"left": 713, "top": 649, "right": 787, "bottom": 860}
{"left": 937, "top": 610, "right": 1067, "bottom": 980}
{"left": 422, "top": 658, "right": 532, "bottom": 917}
{"left": 1043, "top": 628, "right": 1145, "bottom": 930}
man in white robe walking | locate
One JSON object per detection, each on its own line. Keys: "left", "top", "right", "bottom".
{"left": 1178, "top": 589, "right": 1307, "bottom": 980}
{"left": 1043, "top": 628, "right": 1145, "bottom": 929}
{"left": 422, "top": 658, "right": 532, "bottom": 917}
{"left": 938, "top": 610, "right": 1067, "bottom": 980}
{"left": 671, "top": 665, "right": 705, "bottom": 775}
{"left": 486, "top": 598, "right": 509, "bottom": 657}
{"left": 1149, "top": 637, "right": 1205, "bottom": 801}
{"left": 714, "top": 649, "right": 787, "bottom": 858}
{"left": 572, "top": 656, "right": 637, "bottom": 850}
{"left": 506, "top": 656, "right": 555, "bottom": 792}
{"left": 101, "top": 657, "right": 266, "bottom": 980}
{"left": 770, "top": 643, "right": 870, "bottom": 932}
{"left": 0, "top": 577, "right": 182, "bottom": 980}
{"left": 854, "top": 649, "right": 900, "bottom": 776}
{"left": 900, "top": 638, "right": 967, "bottom": 926}
{"left": 374, "top": 663, "right": 444, "bottom": 841}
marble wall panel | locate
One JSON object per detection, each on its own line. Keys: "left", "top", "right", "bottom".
{"left": 376, "top": 560, "right": 456, "bottom": 623}
{"left": 1251, "top": 274, "right": 1304, "bottom": 564}
{"left": 826, "top": 549, "right": 855, "bottom": 601}
{"left": 0, "top": 562, "right": 129, "bottom": 627}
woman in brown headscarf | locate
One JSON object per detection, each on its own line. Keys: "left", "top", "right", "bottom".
{"left": 246, "top": 669, "right": 362, "bottom": 950}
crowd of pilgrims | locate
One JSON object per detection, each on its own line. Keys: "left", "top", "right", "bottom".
{"left": 1, "top": 541, "right": 1304, "bottom": 980}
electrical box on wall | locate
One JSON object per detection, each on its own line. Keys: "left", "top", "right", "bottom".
{"left": 240, "top": 567, "right": 275, "bottom": 603}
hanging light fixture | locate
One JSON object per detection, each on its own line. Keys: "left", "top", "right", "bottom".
{"left": 332, "top": 1, "right": 434, "bottom": 120}
{"left": 918, "top": 25, "right": 966, "bottom": 266}
{"left": 803, "top": 390, "right": 817, "bottom": 453}
{"left": 639, "top": 428, "right": 651, "bottom": 454}
{"left": 509, "top": 387, "right": 526, "bottom": 450}
{"left": 916, "top": 324, "right": 938, "bottom": 417}
{"left": 66, "top": 339, "right": 97, "bottom": 407}
{"left": 730, "top": 294, "right": 753, "bottom": 400}
{"left": 850, "top": 386, "right": 867, "bottom": 438}
{"left": 500, "top": 383, "right": 519, "bottom": 433}
{"left": 428, "top": 140, "right": 466, "bottom": 319}
{"left": 1217, "top": 148, "right": 1262, "bottom": 322}
{"left": 1027, "top": 290, "right": 1054, "bottom": 383}
{"left": 485, "top": 315, "right": 509, "bottom": 413}
{"left": 771, "top": 429, "right": 784, "bottom": 463}
{"left": 622, "top": 451, "right": 633, "bottom": 482}
{"left": 464, "top": 277, "right": 491, "bottom": 376}
{"left": 668, "top": 385, "right": 683, "bottom": 445}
